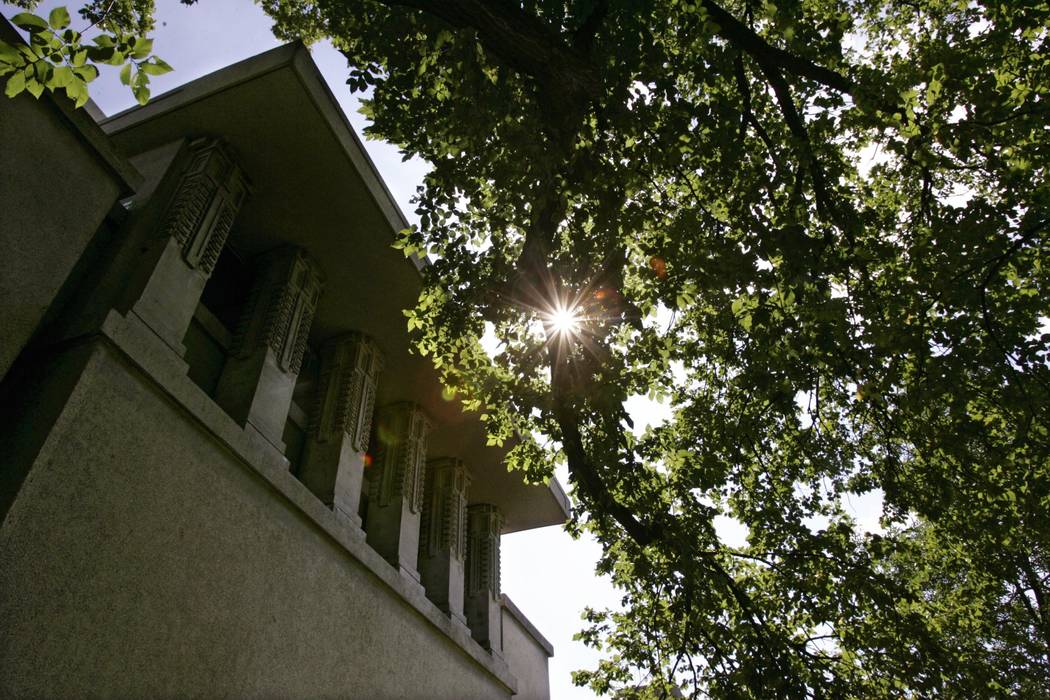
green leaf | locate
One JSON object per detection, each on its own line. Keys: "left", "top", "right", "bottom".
{"left": 84, "top": 45, "right": 115, "bottom": 63}
{"left": 73, "top": 65, "right": 99, "bottom": 83}
{"left": 25, "top": 78, "right": 43, "bottom": 98}
{"left": 64, "top": 78, "right": 88, "bottom": 108}
{"left": 0, "top": 41, "right": 22, "bottom": 65}
{"left": 33, "top": 59, "right": 51, "bottom": 83}
{"left": 4, "top": 69, "right": 26, "bottom": 97}
{"left": 11, "top": 13, "right": 49, "bottom": 33}
{"left": 139, "top": 58, "right": 173, "bottom": 76}
{"left": 48, "top": 6, "right": 71, "bottom": 30}
{"left": 132, "top": 84, "right": 150, "bottom": 105}
{"left": 131, "top": 37, "right": 153, "bottom": 60}
{"left": 119, "top": 62, "right": 132, "bottom": 86}
{"left": 51, "top": 65, "right": 74, "bottom": 88}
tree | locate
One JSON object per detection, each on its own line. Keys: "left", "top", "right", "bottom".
{"left": 5, "top": 1, "right": 1049, "bottom": 696}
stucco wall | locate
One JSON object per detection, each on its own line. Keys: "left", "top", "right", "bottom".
{"left": 0, "top": 335, "right": 511, "bottom": 699}
{"left": 502, "top": 601, "right": 553, "bottom": 700}
{"left": 0, "top": 88, "right": 126, "bottom": 380}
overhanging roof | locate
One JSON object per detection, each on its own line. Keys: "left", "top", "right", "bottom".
{"left": 101, "top": 43, "right": 569, "bottom": 533}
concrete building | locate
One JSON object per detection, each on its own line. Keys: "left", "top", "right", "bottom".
{"left": 0, "top": 25, "right": 569, "bottom": 699}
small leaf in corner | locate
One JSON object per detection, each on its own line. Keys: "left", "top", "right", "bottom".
{"left": 48, "top": 7, "right": 71, "bottom": 30}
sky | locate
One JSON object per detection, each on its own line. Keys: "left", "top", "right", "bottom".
{"left": 4, "top": 2, "right": 887, "bottom": 696}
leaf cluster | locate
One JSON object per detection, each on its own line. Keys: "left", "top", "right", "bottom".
{"left": 1, "top": 3, "right": 171, "bottom": 105}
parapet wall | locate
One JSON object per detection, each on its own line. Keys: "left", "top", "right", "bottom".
{"left": 0, "top": 20, "right": 138, "bottom": 380}
{"left": 0, "top": 36, "right": 560, "bottom": 699}
{"left": 0, "top": 314, "right": 513, "bottom": 698}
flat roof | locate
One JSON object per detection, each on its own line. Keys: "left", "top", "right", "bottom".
{"left": 101, "top": 43, "right": 570, "bottom": 532}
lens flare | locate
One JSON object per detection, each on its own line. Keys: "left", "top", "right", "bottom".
{"left": 544, "top": 303, "right": 582, "bottom": 336}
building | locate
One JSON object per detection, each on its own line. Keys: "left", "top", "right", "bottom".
{"left": 0, "top": 23, "right": 570, "bottom": 699}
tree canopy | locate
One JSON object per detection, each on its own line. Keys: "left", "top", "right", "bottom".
{"left": 4, "top": 1, "right": 1049, "bottom": 696}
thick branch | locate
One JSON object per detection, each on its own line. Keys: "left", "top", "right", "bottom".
{"left": 573, "top": 0, "right": 609, "bottom": 51}
{"left": 1019, "top": 556, "right": 1050, "bottom": 647}
{"left": 380, "top": 0, "right": 862, "bottom": 107}
{"left": 549, "top": 356, "right": 795, "bottom": 676}
{"left": 734, "top": 51, "right": 786, "bottom": 196}
{"left": 753, "top": 55, "right": 834, "bottom": 219}
{"left": 701, "top": 0, "right": 856, "bottom": 95}
{"left": 552, "top": 381, "right": 658, "bottom": 546}
{"left": 382, "top": 0, "right": 603, "bottom": 102}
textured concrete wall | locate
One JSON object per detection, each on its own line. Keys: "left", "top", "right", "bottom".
{"left": 0, "top": 90, "right": 123, "bottom": 380}
{"left": 0, "top": 339, "right": 511, "bottom": 699}
{"left": 502, "top": 606, "right": 552, "bottom": 700}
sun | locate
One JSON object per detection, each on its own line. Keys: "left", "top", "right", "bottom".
{"left": 545, "top": 303, "right": 582, "bottom": 336}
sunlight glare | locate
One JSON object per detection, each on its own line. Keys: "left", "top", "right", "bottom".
{"left": 547, "top": 304, "right": 581, "bottom": 336}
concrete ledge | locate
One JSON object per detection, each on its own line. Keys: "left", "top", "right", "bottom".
{"left": 502, "top": 594, "right": 555, "bottom": 658}
{"left": 96, "top": 309, "right": 519, "bottom": 694}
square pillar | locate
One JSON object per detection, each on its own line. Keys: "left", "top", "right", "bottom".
{"left": 131, "top": 138, "right": 249, "bottom": 354}
{"left": 214, "top": 246, "right": 323, "bottom": 451}
{"left": 465, "top": 503, "right": 504, "bottom": 655}
{"left": 365, "top": 402, "right": 431, "bottom": 582}
{"left": 419, "top": 458, "right": 471, "bottom": 622}
{"left": 298, "top": 332, "right": 383, "bottom": 528}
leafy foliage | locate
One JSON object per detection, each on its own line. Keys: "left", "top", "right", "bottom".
{"left": 7, "top": 0, "right": 1049, "bottom": 696}
{"left": 0, "top": 2, "right": 171, "bottom": 105}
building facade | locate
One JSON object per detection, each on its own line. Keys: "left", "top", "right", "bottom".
{"left": 0, "top": 29, "right": 568, "bottom": 699}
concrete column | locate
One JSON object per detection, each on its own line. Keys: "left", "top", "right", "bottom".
{"left": 298, "top": 333, "right": 383, "bottom": 528}
{"left": 418, "top": 458, "right": 471, "bottom": 622}
{"left": 465, "top": 503, "right": 504, "bottom": 655}
{"left": 131, "top": 138, "right": 249, "bottom": 354}
{"left": 365, "top": 402, "right": 431, "bottom": 582}
{"left": 214, "top": 246, "right": 323, "bottom": 451}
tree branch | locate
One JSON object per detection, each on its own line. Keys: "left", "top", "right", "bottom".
{"left": 700, "top": 0, "right": 856, "bottom": 95}
{"left": 381, "top": 0, "right": 602, "bottom": 102}
{"left": 734, "top": 51, "right": 786, "bottom": 197}
{"left": 573, "top": 0, "right": 609, "bottom": 51}
{"left": 753, "top": 55, "right": 834, "bottom": 221}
